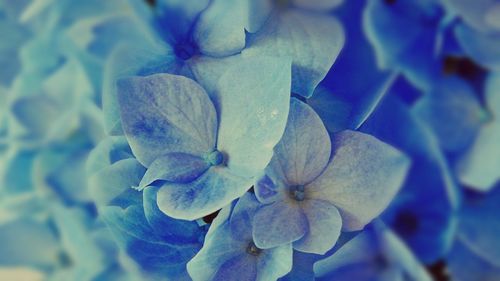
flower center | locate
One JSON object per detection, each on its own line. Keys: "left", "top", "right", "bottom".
{"left": 290, "top": 185, "right": 305, "bottom": 201}
{"left": 174, "top": 41, "right": 198, "bottom": 60}
{"left": 246, "top": 242, "right": 262, "bottom": 256}
{"left": 205, "top": 150, "right": 225, "bottom": 166}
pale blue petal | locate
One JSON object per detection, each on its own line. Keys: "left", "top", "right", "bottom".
{"left": 193, "top": 0, "right": 247, "bottom": 57}
{"left": 293, "top": 199, "right": 341, "bottom": 254}
{"left": 457, "top": 123, "right": 500, "bottom": 191}
{"left": 117, "top": 74, "right": 217, "bottom": 167}
{"left": 309, "top": 131, "right": 410, "bottom": 231}
{"left": 244, "top": 10, "right": 344, "bottom": 97}
{"left": 455, "top": 73, "right": 500, "bottom": 190}
{"left": 157, "top": 167, "right": 252, "bottom": 220}
{"left": 413, "top": 77, "right": 486, "bottom": 153}
{"left": 252, "top": 201, "right": 307, "bottom": 249}
{"left": 215, "top": 56, "right": 291, "bottom": 177}
{"left": 271, "top": 99, "right": 331, "bottom": 185}
{"left": 103, "top": 41, "right": 176, "bottom": 135}
{"left": 138, "top": 153, "right": 209, "bottom": 189}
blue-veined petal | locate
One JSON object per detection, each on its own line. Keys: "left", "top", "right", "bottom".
{"left": 270, "top": 99, "right": 331, "bottom": 185}
{"left": 117, "top": 74, "right": 217, "bottom": 167}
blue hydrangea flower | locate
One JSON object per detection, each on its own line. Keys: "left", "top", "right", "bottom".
{"left": 187, "top": 193, "right": 293, "bottom": 281}
{"left": 314, "top": 221, "right": 433, "bottom": 281}
{"left": 102, "top": 0, "right": 246, "bottom": 134}
{"left": 251, "top": 98, "right": 410, "bottom": 255}
{"left": 361, "top": 91, "right": 459, "bottom": 263}
{"left": 87, "top": 136, "right": 207, "bottom": 280}
{"left": 116, "top": 56, "right": 291, "bottom": 220}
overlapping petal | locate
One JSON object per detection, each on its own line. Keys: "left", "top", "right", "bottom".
{"left": 309, "top": 130, "right": 410, "bottom": 231}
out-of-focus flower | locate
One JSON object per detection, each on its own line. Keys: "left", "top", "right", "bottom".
{"left": 361, "top": 91, "right": 459, "bottom": 264}
{"left": 314, "top": 221, "right": 433, "bottom": 281}
{"left": 87, "top": 136, "right": 206, "bottom": 280}
{"left": 252, "top": 98, "right": 410, "bottom": 254}
{"left": 187, "top": 193, "right": 293, "bottom": 281}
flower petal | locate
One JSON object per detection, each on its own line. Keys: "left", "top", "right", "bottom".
{"left": 256, "top": 243, "right": 293, "bottom": 281}
{"left": 187, "top": 211, "right": 246, "bottom": 281}
{"left": 215, "top": 55, "right": 291, "bottom": 177}
{"left": 117, "top": 73, "right": 217, "bottom": 167}
{"left": 88, "top": 158, "right": 145, "bottom": 208}
{"left": 252, "top": 201, "right": 307, "bottom": 249}
{"left": 157, "top": 167, "right": 252, "bottom": 220}
{"left": 193, "top": 0, "right": 247, "bottom": 57}
{"left": 293, "top": 199, "right": 342, "bottom": 254}
{"left": 244, "top": 10, "right": 344, "bottom": 97}
{"left": 138, "top": 153, "right": 209, "bottom": 189}
{"left": 271, "top": 98, "right": 331, "bottom": 185}
{"left": 103, "top": 41, "right": 176, "bottom": 135}
{"left": 309, "top": 130, "right": 410, "bottom": 231}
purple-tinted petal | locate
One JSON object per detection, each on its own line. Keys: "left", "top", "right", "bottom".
{"left": 293, "top": 199, "right": 342, "bottom": 254}
{"left": 271, "top": 98, "right": 331, "bottom": 185}
{"left": 309, "top": 131, "right": 410, "bottom": 231}
{"left": 252, "top": 201, "right": 307, "bottom": 249}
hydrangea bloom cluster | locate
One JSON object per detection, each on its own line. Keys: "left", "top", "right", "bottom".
{"left": 1, "top": 0, "right": 499, "bottom": 280}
